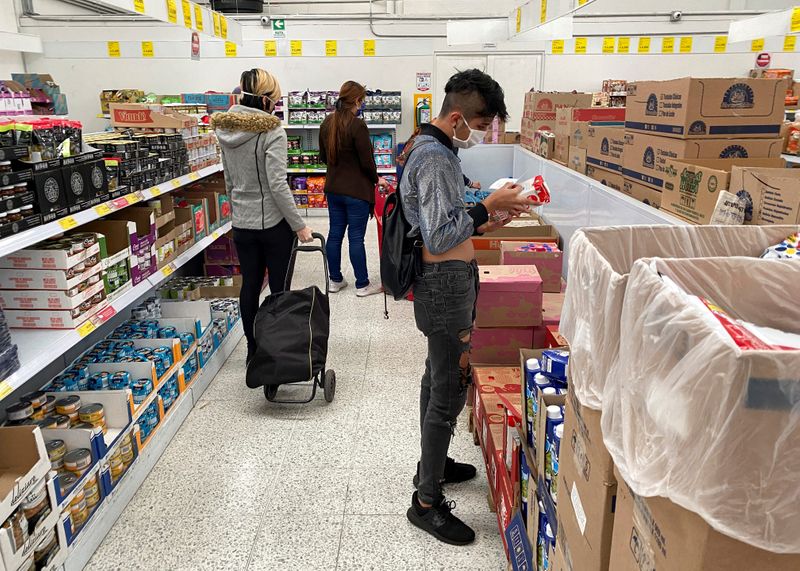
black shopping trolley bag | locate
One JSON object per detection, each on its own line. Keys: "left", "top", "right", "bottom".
{"left": 245, "top": 236, "right": 330, "bottom": 389}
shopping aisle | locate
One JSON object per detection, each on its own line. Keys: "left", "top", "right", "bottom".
{"left": 84, "top": 218, "right": 506, "bottom": 571}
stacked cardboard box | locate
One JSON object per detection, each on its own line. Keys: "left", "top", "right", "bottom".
{"left": 521, "top": 92, "right": 592, "bottom": 153}
{"left": 622, "top": 77, "right": 786, "bottom": 209}
{"left": 554, "top": 107, "right": 625, "bottom": 165}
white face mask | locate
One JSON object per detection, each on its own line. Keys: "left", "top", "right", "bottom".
{"left": 452, "top": 118, "right": 486, "bottom": 149}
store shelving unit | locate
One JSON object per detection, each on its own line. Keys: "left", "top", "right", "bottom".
{"left": 286, "top": 123, "right": 397, "bottom": 131}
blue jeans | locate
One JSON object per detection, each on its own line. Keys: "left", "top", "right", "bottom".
{"left": 326, "top": 193, "right": 370, "bottom": 289}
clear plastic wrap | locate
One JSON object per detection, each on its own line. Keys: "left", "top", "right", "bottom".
{"left": 560, "top": 225, "right": 800, "bottom": 410}
{"left": 602, "top": 256, "right": 800, "bottom": 553}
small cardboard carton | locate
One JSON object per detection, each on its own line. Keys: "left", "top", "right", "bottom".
{"left": 534, "top": 130, "right": 556, "bottom": 159}
{"left": 622, "top": 131, "right": 783, "bottom": 192}
{"left": 661, "top": 158, "right": 786, "bottom": 225}
{"left": 568, "top": 146, "right": 587, "bottom": 174}
{"left": 609, "top": 468, "right": 800, "bottom": 571}
{"left": 0, "top": 426, "right": 49, "bottom": 522}
{"left": 518, "top": 347, "right": 565, "bottom": 464}
{"left": 556, "top": 107, "right": 625, "bottom": 136}
{"left": 552, "top": 387, "right": 617, "bottom": 571}
{"left": 109, "top": 103, "right": 198, "bottom": 131}
{"left": 472, "top": 225, "right": 559, "bottom": 250}
{"left": 554, "top": 134, "right": 570, "bottom": 164}
{"left": 626, "top": 77, "right": 786, "bottom": 139}
{"left": 622, "top": 178, "right": 662, "bottom": 208}
{"left": 586, "top": 125, "right": 625, "bottom": 174}
{"left": 523, "top": 92, "right": 594, "bottom": 126}
{"left": 500, "top": 242, "right": 562, "bottom": 293}
{"left": 476, "top": 265, "right": 543, "bottom": 328}
{"left": 568, "top": 121, "right": 591, "bottom": 150}
{"left": 586, "top": 164, "right": 624, "bottom": 191}
{"left": 729, "top": 166, "right": 800, "bottom": 225}
{"left": 473, "top": 327, "right": 534, "bottom": 366}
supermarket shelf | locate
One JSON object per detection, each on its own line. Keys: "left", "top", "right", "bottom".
{"left": 62, "top": 321, "right": 242, "bottom": 571}
{"left": 0, "top": 163, "right": 223, "bottom": 260}
{"left": 285, "top": 123, "right": 397, "bottom": 130}
{"left": 288, "top": 167, "right": 396, "bottom": 174}
{"left": 782, "top": 153, "right": 800, "bottom": 165}
{"left": 0, "top": 221, "right": 232, "bottom": 404}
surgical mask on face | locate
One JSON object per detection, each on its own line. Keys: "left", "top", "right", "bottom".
{"left": 452, "top": 118, "right": 486, "bottom": 149}
{"left": 240, "top": 90, "right": 278, "bottom": 113}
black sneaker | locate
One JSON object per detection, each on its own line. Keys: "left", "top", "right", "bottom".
{"left": 413, "top": 458, "right": 478, "bottom": 488}
{"left": 407, "top": 492, "right": 476, "bottom": 546}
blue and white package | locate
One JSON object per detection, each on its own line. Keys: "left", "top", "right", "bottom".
{"left": 525, "top": 358, "right": 541, "bottom": 447}
{"left": 544, "top": 406, "right": 563, "bottom": 491}
{"left": 541, "top": 349, "right": 569, "bottom": 383}
{"left": 520, "top": 448, "right": 530, "bottom": 522}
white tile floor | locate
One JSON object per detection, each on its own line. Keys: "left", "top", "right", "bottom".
{"left": 85, "top": 218, "right": 506, "bottom": 571}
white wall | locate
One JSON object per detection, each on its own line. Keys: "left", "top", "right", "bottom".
{"left": 0, "top": 1, "right": 25, "bottom": 76}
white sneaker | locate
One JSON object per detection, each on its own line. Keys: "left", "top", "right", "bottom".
{"left": 329, "top": 279, "right": 348, "bottom": 293}
{"left": 356, "top": 283, "right": 383, "bottom": 297}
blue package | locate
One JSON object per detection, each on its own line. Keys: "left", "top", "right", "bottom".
{"left": 541, "top": 349, "right": 569, "bottom": 382}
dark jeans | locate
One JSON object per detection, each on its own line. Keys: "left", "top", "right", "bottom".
{"left": 413, "top": 260, "right": 479, "bottom": 504}
{"left": 326, "top": 193, "right": 370, "bottom": 289}
{"left": 233, "top": 220, "right": 295, "bottom": 352}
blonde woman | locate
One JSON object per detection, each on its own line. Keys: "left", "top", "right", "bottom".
{"left": 212, "top": 68, "right": 313, "bottom": 364}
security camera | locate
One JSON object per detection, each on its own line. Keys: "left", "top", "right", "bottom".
{"left": 670, "top": 10, "right": 682, "bottom": 22}
{"left": 260, "top": 15, "right": 270, "bottom": 26}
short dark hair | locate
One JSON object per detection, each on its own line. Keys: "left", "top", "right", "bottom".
{"left": 439, "top": 69, "right": 508, "bottom": 122}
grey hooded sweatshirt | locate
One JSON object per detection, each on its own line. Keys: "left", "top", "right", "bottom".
{"left": 211, "top": 105, "right": 305, "bottom": 232}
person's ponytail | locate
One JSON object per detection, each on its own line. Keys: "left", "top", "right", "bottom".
{"left": 326, "top": 81, "right": 366, "bottom": 165}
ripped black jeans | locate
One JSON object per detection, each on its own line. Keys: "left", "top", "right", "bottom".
{"left": 413, "top": 260, "right": 479, "bottom": 505}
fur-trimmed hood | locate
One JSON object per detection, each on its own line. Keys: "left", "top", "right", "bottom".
{"left": 211, "top": 105, "right": 282, "bottom": 149}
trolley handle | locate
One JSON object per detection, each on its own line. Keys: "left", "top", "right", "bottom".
{"left": 284, "top": 232, "right": 330, "bottom": 295}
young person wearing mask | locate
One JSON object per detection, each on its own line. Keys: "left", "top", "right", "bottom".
{"left": 320, "top": 81, "right": 387, "bottom": 297}
{"left": 402, "top": 69, "right": 535, "bottom": 545}
{"left": 212, "top": 69, "right": 314, "bottom": 365}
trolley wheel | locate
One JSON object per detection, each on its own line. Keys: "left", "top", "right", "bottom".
{"left": 323, "top": 370, "right": 336, "bottom": 403}
{"left": 264, "top": 384, "right": 278, "bottom": 401}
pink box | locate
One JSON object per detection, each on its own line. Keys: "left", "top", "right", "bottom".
{"left": 472, "top": 327, "right": 534, "bottom": 365}
{"left": 475, "top": 265, "right": 542, "bottom": 328}
{"left": 500, "top": 241, "right": 563, "bottom": 293}
{"left": 542, "top": 290, "right": 565, "bottom": 327}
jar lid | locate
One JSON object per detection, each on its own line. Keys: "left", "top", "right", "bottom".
{"left": 78, "top": 403, "right": 103, "bottom": 416}
{"left": 20, "top": 205, "right": 33, "bottom": 212}
{"left": 63, "top": 447, "right": 92, "bottom": 467}
{"left": 58, "top": 472, "right": 78, "bottom": 493}
{"left": 22, "top": 482, "right": 47, "bottom": 508}
{"left": 7, "top": 208, "right": 20, "bottom": 214}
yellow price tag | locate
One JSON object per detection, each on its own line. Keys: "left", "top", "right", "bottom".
{"left": 189, "top": 172, "right": 200, "bottom": 181}
{"left": 0, "top": 380, "right": 12, "bottom": 400}
{"left": 617, "top": 37, "right": 630, "bottom": 53}
{"left": 212, "top": 12, "right": 221, "bottom": 36}
{"left": 325, "top": 40, "right": 337, "bottom": 57}
{"left": 363, "top": 39, "right": 375, "bottom": 56}
{"left": 551, "top": 39, "right": 564, "bottom": 54}
{"left": 638, "top": 37, "right": 651, "bottom": 53}
{"left": 752, "top": 38, "right": 765, "bottom": 52}
{"left": 94, "top": 203, "right": 112, "bottom": 216}
{"left": 714, "top": 36, "right": 728, "bottom": 53}
{"left": 661, "top": 37, "right": 674, "bottom": 53}
{"left": 58, "top": 216, "right": 78, "bottom": 231}
{"left": 679, "top": 36, "right": 693, "bottom": 53}
{"left": 171, "top": 179, "right": 182, "bottom": 188}
{"left": 574, "top": 37, "right": 587, "bottom": 54}
{"left": 578, "top": 0, "right": 588, "bottom": 4}
{"left": 785, "top": 35, "right": 797, "bottom": 52}
{"left": 792, "top": 7, "right": 800, "bottom": 33}
{"left": 141, "top": 41, "right": 154, "bottom": 58}
{"left": 225, "top": 42, "right": 237, "bottom": 57}
{"left": 212, "top": 231, "right": 220, "bottom": 240}
{"left": 125, "top": 193, "right": 139, "bottom": 205}
{"left": 291, "top": 40, "right": 303, "bottom": 56}
{"left": 133, "top": 0, "right": 145, "bottom": 13}
{"left": 220, "top": 16, "right": 228, "bottom": 38}
{"left": 107, "top": 41, "right": 121, "bottom": 58}
{"left": 162, "top": 264, "right": 175, "bottom": 277}
{"left": 264, "top": 40, "right": 277, "bottom": 56}
{"left": 77, "top": 320, "right": 96, "bottom": 338}
{"left": 515, "top": 8, "right": 522, "bottom": 34}
{"left": 602, "top": 37, "right": 615, "bottom": 54}
{"left": 194, "top": 5, "right": 203, "bottom": 31}
{"left": 182, "top": 0, "right": 192, "bottom": 28}
{"left": 540, "top": 0, "right": 547, "bottom": 23}
{"left": 166, "top": 0, "right": 177, "bottom": 23}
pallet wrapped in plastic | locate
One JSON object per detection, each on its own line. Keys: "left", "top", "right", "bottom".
{"left": 560, "top": 225, "right": 799, "bottom": 411}
{"left": 602, "top": 256, "right": 800, "bottom": 553}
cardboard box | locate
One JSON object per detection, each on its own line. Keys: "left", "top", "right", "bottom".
{"left": 109, "top": 103, "right": 198, "bottom": 131}
{"left": 568, "top": 146, "right": 587, "bottom": 174}
{"left": 472, "top": 225, "right": 560, "bottom": 250}
{"left": 622, "top": 178, "right": 662, "bottom": 208}
{"left": 500, "top": 242, "right": 562, "bottom": 293}
{"left": 622, "top": 131, "right": 783, "bottom": 193}
{"left": 502, "top": 132, "right": 521, "bottom": 145}
{"left": 729, "top": 166, "right": 800, "bottom": 225}
{"left": 197, "top": 274, "right": 243, "bottom": 297}
{"left": 534, "top": 130, "right": 556, "bottom": 159}
{"left": 473, "top": 327, "right": 534, "bottom": 366}
{"left": 556, "top": 107, "right": 625, "bottom": 136}
{"left": 626, "top": 77, "right": 785, "bottom": 139}
{"left": 0, "top": 262, "right": 102, "bottom": 291}
{"left": 0, "top": 242, "right": 100, "bottom": 270}
{"left": 586, "top": 125, "right": 625, "bottom": 174}
{"left": 476, "top": 265, "right": 543, "bottom": 328}
{"left": 568, "top": 122, "right": 591, "bottom": 150}
{"left": 554, "top": 134, "right": 570, "bottom": 164}
{"left": 0, "top": 426, "right": 50, "bottom": 522}
{"left": 523, "top": 92, "right": 594, "bottom": 127}
{"left": 542, "top": 290, "right": 565, "bottom": 328}
{"left": 553, "top": 388, "right": 617, "bottom": 571}
{"left": 661, "top": 158, "right": 786, "bottom": 224}
{"left": 0, "top": 278, "right": 104, "bottom": 310}
{"left": 609, "top": 468, "right": 800, "bottom": 571}
{"left": 586, "top": 164, "right": 624, "bottom": 191}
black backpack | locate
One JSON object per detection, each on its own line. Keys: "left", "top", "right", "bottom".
{"left": 379, "top": 142, "right": 429, "bottom": 313}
